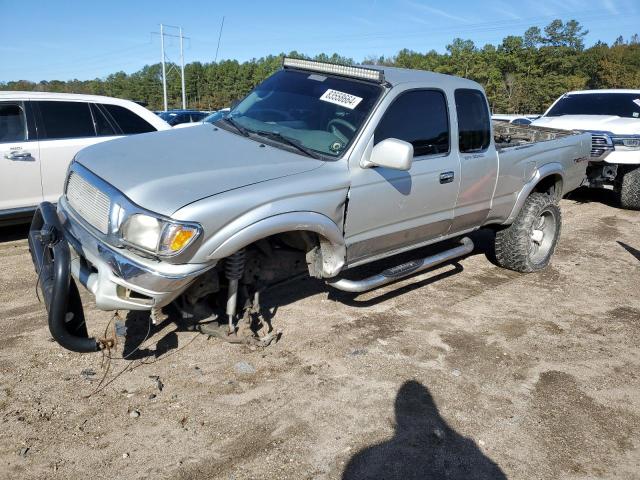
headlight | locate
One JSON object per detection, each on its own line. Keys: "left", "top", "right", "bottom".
{"left": 613, "top": 136, "right": 640, "bottom": 151}
{"left": 121, "top": 214, "right": 201, "bottom": 256}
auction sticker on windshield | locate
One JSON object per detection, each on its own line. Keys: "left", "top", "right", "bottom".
{"left": 320, "top": 89, "right": 363, "bottom": 110}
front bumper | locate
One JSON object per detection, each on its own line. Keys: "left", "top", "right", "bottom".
{"left": 29, "top": 201, "right": 212, "bottom": 352}
{"left": 601, "top": 150, "right": 640, "bottom": 165}
{"left": 58, "top": 196, "right": 211, "bottom": 311}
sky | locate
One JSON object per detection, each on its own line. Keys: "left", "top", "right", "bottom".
{"left": 1, "top": 0, "right": 639, "bottom": 82}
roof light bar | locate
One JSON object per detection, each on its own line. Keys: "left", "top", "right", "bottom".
{"left": 283, "top": 57, "right": 384, "bottom": 83}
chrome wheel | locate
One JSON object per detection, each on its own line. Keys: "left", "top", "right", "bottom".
{"left": 529, "top": 208, "right": 557, "bottom": 264}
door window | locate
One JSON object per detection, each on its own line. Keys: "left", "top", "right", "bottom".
{"left": 0, "top": 103, "right": 28, "bottom": 143}
{"left": 455, "top": 89, "right": 491, "bottom": 153}
{"left": 375, "top": 90, "right": 450, "bottom": 157}
{"left": 36, "top": 101, "right": 96, "bottom": 139}
{"left": 101, "top": 104, "right": 156, "bottom": 134}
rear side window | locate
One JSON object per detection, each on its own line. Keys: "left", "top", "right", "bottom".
{"left": 0, "top": 102, "right": 27, "bottom": 143}
{"left": 455, "top": 89, "right": 491, "bottom": 153}
{"left": 102, "top": 104, "right": 156, "bottom": 134}
{"left": 375, "top": 90, "right": 449, "bottom": 157}
{"left": 37, "top": 101, "right": 96, "bottom": 139}
{"left": 90, "top": 104, "right": 117, "bottom": 136}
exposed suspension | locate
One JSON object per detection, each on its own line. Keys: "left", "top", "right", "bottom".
{"left": 225, "top": 249, "right": 246, "bottom": 334}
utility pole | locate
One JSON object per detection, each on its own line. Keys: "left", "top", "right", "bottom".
{"left": 160, "top": 23, "right": 168, "bottom": 111}
{"left": 179, "top": 26, "right": 186, "bottom": 109}
{"left": 154, "top": 24, "right": 189, "bottom": 111}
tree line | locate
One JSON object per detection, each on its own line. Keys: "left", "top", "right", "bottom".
{"left": 2, "top": 19, "right": 639, "bottom": 114}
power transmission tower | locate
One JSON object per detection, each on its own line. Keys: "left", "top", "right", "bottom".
{"left": 154, "top": 24, "right": 189, "bottom": 111}
{"left": 160, "top": 24, "right": 167, "bottom": 111}
{"left": 179, "top": 26, "right": 186, "bottom": 109}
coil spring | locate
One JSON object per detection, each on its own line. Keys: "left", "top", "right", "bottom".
{"left": 225, "top": 249, "right": 246, "bottom": 281}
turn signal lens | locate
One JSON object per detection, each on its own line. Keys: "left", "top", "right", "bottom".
{"left": 159, "top": 223, "right": 200, "bottom": 254}
{"left": 170, "top": 229, "right": 195, "bottom": 251}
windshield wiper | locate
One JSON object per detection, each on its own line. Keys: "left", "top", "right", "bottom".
{"left": 253, "top": 130, "right": 321, "bottom": 159}
{"left": 222, "top": 116, "right": 250, "bottom": 137}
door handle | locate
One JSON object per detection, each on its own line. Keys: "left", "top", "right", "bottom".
{"left": 439, "top": 171, "right": 454, "bottom": 184}
{"left": 5, "top": 151, "right": 33, "bottom": 161}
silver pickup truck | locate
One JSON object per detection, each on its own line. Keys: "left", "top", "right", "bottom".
{"left": 29, "top": 58, "right": 591, "bottom": 353}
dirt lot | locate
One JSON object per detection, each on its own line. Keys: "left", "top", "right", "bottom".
{"left": 0, "top": 188, "right": 639, "bottom": 480}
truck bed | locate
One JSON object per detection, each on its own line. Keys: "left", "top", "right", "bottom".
{"left": 493, "top": 122, "right": 579, "bottom": 151}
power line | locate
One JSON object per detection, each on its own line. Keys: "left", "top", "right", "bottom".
{"left": 215, "top": 16, "right": 225, "bottom": 63}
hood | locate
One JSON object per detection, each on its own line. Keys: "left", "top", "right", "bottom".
{"left": 75, "top": 124, "right": 325, "bottom": 216}
{"left": 532, "top": 115, "right": 640, "bottom": 135}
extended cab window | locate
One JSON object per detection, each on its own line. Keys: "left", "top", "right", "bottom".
{"left": 36, "top": 101, "right": 95, "bottom": 139}
{"left": 0, "top": 102, "right": 27, "bottom": 143}
{"left": 102, "top": 104, "right": 156, "bottom": 134}
{"left": 455, "top": 89, "right": 491, "bottom": 153}
{"left": 375, "top": 90, "right": 449, "bottom": 157}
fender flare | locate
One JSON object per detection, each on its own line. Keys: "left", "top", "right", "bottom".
{"left": 504, "top": 163, "right": 564, "bottom": 224}
{"left": 207, "top": 212, "right": 346, "bottom": 277}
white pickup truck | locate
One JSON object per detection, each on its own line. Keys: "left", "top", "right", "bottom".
{"left": 532, "top": 89, "right": 640, "bottom": 209}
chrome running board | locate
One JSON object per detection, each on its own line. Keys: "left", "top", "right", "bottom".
{"left": 327, "top": 237, "right": 474, "bottom": 293}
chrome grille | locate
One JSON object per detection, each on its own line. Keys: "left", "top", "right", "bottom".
{"left": 66, "top": 172, "right": 111, "bottom": 234}
{"left": 591, "top": 133, "right": 614, "bottom": 159}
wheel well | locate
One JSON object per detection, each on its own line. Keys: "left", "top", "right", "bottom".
{"left": 533, "top": 174, "right": 563, "bottom": 200}
{"left": 241, "top": 230, "right": 342, "bottom": 279}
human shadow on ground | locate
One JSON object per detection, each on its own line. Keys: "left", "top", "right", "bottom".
{"left": 618, "top": 241, "right": 640, "bottom": 263}
{"left": 342, "top": 380, "right": 507, "bottom": 480}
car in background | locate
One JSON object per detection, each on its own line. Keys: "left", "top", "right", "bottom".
{"left": 157, "top": 109, "right": 209, "bottom": 126}
{"left": 532, "top": 90, "right": 640, "bottom": 209}
{"left": 492, "top": 114, "right": 538, "bottom": 125}
{"left": 172, "top": 108, "right": 230, "bottom": 129}
{"left": 0, "top": 91, "right": 170, "bottom": 225}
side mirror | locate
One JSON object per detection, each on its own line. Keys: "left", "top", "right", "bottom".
{"left": 361, "top": 138, "right": 414, "bottom": 171}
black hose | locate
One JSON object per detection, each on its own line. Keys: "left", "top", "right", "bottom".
{"left": 30, "top": 202, "right": 100, "bottom": 353}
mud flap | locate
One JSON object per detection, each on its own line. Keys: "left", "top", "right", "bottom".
{"left": 29, "top": 202, "right": 100, "bottom": 353}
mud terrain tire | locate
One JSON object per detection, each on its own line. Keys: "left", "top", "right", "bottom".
{"left": 618, "top": 166, "right": 640, "bottom": 210}
{"left": 494, "top": 193, "right": 561, "bottom": 273}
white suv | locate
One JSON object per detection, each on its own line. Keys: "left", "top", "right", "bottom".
{"left": 532, "top": 89, "right": 640, "bottom": 209}
{"left": 0, "top": 92, "right": 170, "bottom": 224}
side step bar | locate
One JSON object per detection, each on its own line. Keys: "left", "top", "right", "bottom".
{"left": 327, "top": 237, "right": 474, "bottom": 293}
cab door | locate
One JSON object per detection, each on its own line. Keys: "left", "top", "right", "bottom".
{"left": 0, "top": 101, "right": 42, "bottom": 212}
{"left": 345, "top": 88, "right": 461, "bottom": 265}
{"left": 449, "top": 88, "right": 499, "bottom": 233}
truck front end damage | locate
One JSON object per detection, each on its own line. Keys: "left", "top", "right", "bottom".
{"left": 29, "top": 199, "right": 212, "bottom": 352}
{"left": 29, "top": 162, "right": 347, "bottom": 353}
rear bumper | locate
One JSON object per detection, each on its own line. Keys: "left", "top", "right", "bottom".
{"left": 29, "top": 201, "right": 212, "bottom": 352}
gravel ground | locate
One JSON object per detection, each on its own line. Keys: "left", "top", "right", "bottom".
{"left": 0, "top": 188, "right": 639, "bottom": 480}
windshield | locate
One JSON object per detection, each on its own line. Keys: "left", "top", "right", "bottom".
{"left": 546, "top": 93, "right": 640, "bottom": 119}
{"left": 220, "top": 69, "right": 383, "bottom": 157}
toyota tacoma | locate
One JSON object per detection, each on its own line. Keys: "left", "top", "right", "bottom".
{"left": 29, "top": 58, "right": 592, "bottom": 353}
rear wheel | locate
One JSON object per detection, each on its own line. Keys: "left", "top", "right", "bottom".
{"left": 494, "top": 193, "right": 561, "bottom": 273}
{"left": 618, "top": 165, "right": 640, "bottom": 210}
